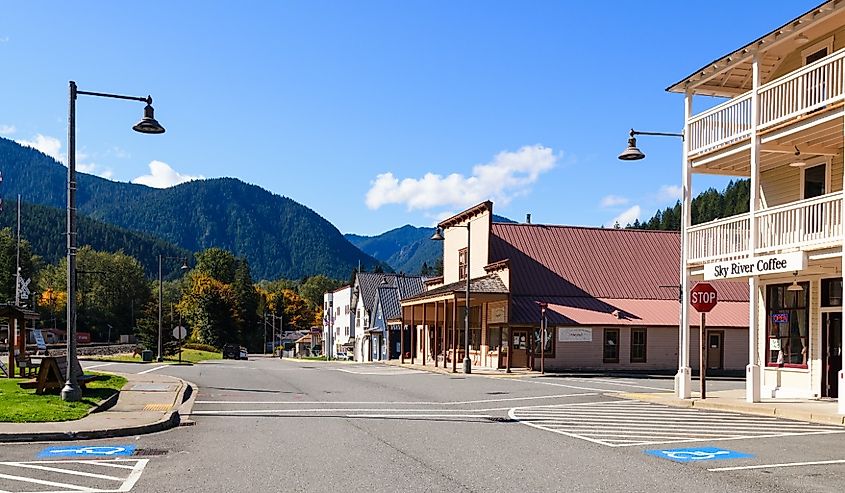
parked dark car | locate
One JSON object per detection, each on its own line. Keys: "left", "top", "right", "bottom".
{"left": 222, "top": 344, "right": 239, "bottom": 359}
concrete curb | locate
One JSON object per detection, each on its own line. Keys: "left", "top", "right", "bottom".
{"left": 0, "top": 378, "right": 195, "bottom": 443}
{"left": 618, "top": 392, "right": 845, "bottom": 426}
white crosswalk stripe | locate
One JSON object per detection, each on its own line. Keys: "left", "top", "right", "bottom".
{"left": 0, "top": 459, "right": 148, "bottom": 493}
{"left": 508, "top": 400, "right": 845, "bottom": 447}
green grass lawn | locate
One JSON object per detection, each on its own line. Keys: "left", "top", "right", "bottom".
{"left": 0, "top": 372, "right": 127, "bottom": 423}
{"left": 83, "top": 348, "right": 221, "bottom": 364}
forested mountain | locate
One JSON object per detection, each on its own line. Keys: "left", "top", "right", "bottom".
{"left": 346, "top": 214, "right": 517, "bottom": 274}
{"left": 0, "top": 200, "right": 190, "bottom": 278}
{"left": 0, "top": 137, "right": 384, "bottom": 280}
{"left": 629, "top": 179, "right": 750, "bottom": 230}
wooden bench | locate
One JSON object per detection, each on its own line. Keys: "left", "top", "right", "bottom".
{"left": 15, "top": 353, "right": 39, "bottom": 378}
{"left": 18, "top": 356, "right": 96, "bottom": 394}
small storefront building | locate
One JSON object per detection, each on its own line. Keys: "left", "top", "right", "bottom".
{"left": 399, "top": 201, "right": 749, "bottom": 373}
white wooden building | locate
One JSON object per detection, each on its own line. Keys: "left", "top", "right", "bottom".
{"left": 668, "top": 1, "right": 845, "bottom": 412}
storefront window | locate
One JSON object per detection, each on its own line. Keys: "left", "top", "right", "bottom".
{"left": 766, "top": 283, "right": 809, "bottom": 368}
{"left": 488, "top": 327, "right": 501, "bottom": 351}
{"left": 533, "top": 325, "right": 555, "bottom": 356}
{"left": 603, "top": 328, "right": 619, "bottom": 363}
{"left": 822, "top": 278, "right": 842, "bottom": 307}
{"left": 630, "top": 328, "right": 647, "bottom": 363}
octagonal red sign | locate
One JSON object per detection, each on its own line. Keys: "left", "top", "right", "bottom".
{"left": 690, "top": 283, "right": 718, "bottom": 313}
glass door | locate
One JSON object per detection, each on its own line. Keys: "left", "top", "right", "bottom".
{"left": 822, "top": 313, "right": 842, "bottom": 398}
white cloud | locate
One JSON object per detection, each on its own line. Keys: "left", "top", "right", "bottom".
{"left": 606, "top": 205, "right": 641, "bottom": 228}
{"left": 365, "top": 145, "right": 558, "bottom": 211}
{"left": 0, "top": 36, "right": 8, "bottom": 44}
{"left": 657, "top": 185, "right": 683, "bottom": 202}
{"left": 16, "top": 134, "right": 63, "bottom": 161}
{"left": 132, "top": 160, "right": 204, "bottom": 188}
{"left": 600, "top": 195, "right": 629, "bottom": 208}
{"left": 0, "top": 124, "right": 15, "bottom": 135}
{"left": 16, "top": 133, "right": 115, "bottom": 179}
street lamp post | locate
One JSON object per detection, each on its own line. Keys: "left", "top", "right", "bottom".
{"left": 538, "top": 302, "right": 547, "bottom": 374}
{"left": 157, "top": 256, "right": 188, "bottom": 362}
{"left": 62, "top": 81, "right": 165, "bottom": 402}
{"left": 431, "top": 222, "right": 472, "bottom": 374}
{"left": 618, "top": 127, "right": 690, "bottom": 399}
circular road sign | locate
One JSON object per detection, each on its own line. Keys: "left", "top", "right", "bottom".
{"left": 172, "top": 326, "right": 187, "bottom": 340}
{"left": 690, "top": 283, "right": 718, "bottom": 313}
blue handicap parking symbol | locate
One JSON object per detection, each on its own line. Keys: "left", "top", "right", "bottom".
{"left": 38, "top": 444, "right": 136, "bottom": 459}
{"left": 645, "top": 447, "right": 753, "bottom": 463}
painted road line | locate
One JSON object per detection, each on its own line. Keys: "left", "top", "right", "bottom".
{"left": 348, "top": 414, "right": 494, "bottom": 419}
{"left": 137, "top": 365, "right": 167, "bottom": 375}
{"left": 82, "top": 363, "right": 115, "bottom": 370}
{"left": 538, "top": 377, "right": 672, "bottom": 392}
{"left": 0, "top": 459, "right": 148, "bottom": 493}
{"left": 192, "top": 408, "right": 510, "bottom": 414}
{"left": 708, "top": 459, "right": 845, "bottom": 472}
{"left": 508, "top": 400, "right": 845, "bottom": 447}
{"left": 192, "top": 392, "right": 599, "bottom": 406}
{"left": 4, "top": 463, "right": 122, "bottom": 481}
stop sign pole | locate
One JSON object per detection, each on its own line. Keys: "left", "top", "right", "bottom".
{"left": 690, "top": 283, "right": 718, "bottom": 399}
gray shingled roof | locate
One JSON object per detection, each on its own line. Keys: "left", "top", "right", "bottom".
{"left": 356, "top": 272, "right": 426, "bottom": 313}
{"left": 402, "top": 273, "right": 508, "bottom": 302}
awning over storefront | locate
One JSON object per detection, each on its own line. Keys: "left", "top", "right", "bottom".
{"left": 511, "top": 296, "right": 748, "bottom": 327}
{"left": 400, "top": 273, "right": 509, "bottom": 306}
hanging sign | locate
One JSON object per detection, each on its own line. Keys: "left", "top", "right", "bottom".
{"left": 704, "top": 252, "right": 806, "bottom": 280}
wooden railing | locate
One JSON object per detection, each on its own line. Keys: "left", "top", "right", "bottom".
{"left": 756, "top": 191, "right": 843, "bottom": 253}
{"left": 688, "top": 94, "right": 753, "bottom": 155}
{"left": 686, "top": 192, "right": 844, "bottom": 264}
{"left": 687, "top": 215, "right": 750, "bottom": 264}
{"left": 687, "top": 48, "right": 845, "bottom": 157}
{"left": 759, "top": 49, "right": 845, "bottom": 130}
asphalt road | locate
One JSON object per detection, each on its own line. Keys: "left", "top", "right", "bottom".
{"left": 2, "top": 357, "right": 844, "bottom": 492}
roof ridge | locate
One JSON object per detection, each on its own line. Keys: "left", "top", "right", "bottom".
{"left": 493, "top": 223, "right": 681, "bottom": 234}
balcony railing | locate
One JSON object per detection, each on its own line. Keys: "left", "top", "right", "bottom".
{"left": 687, "top": 48, "right": 845, "bottom": 157}
{"left": 687, "top": 192, "right": 843, "bottom": 264}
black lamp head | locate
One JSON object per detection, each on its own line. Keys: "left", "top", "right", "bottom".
{"left": 133, "top": 97, "right": 166, "bottom": 134}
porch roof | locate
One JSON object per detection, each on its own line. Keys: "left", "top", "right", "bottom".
{"left": 667, "top": 1, "right": 844, "bottom": 97}
{"left": 400, "top": 273, "right": 508, "bottom": 305}
{"left": 511, "top": 296, "right": 748, "bottom": 327}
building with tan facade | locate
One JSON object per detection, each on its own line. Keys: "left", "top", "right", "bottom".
{"left": 398, "top": 202, "right": 748, "bottom": 374}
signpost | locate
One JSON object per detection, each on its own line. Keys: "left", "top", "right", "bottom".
{"left": 690, "top": 282, "right": 718, "bottom": 399}
{"left": 173, "top": 326, "right": 187, "bottom": 364}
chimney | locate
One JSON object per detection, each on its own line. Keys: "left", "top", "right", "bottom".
{"left": 526, "top": 213, "right": 531, "bottom": 224}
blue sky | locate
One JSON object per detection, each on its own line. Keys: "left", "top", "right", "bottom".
{"left": 0, "top": 1, "right": 821, "bottom": 236}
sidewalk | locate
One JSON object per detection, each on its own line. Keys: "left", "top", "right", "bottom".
{"left": 620, "top": 388, "right": 845, "bottom": 426}
{"left": 385, "top": 359, "right": 535, "bottom": 378}
{"left": 0, "top": 372, "right": 195, "bottom": 443}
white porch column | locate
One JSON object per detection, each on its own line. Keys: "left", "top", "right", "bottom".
{"left": 676, "top": 90, "right": 693, "bottom": 399}
{"left": 747, "top": 54, "right": 762, "bottom": 403}
{"left": 840, "top": 73, "right": 845, "bottom": 414}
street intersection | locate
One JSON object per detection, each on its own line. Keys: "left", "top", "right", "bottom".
{"left": 1, "top": 358, "right": 842, "bottom": 492}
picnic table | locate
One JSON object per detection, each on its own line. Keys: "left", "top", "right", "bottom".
{"left": 18, "top": 356, "right": 95, "bottom": 394}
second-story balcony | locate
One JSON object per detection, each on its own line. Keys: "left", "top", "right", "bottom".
{"left": 687, "top": 191, "right": 843, "bottom": 265}
{"left": 687, "top": 47, "right": 845, "bottom": 160}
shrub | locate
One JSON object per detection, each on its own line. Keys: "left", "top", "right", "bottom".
{"left": 183, "top": 342, "right": 220, "bottom": 352}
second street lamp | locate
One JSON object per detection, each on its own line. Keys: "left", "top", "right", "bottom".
{"left": 618, "top": 127, "right": 689, "bottom": 398}
{"left": 62, "top": 81, "right": 165, "bottom": 402}
{"left": 158, "top": 256, "right": 188, "bottom": 362}
{"left": 431, "top": 223, "right": 472, "bottom": 374}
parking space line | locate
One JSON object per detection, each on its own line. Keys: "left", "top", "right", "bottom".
{"left": 708, "top": 459, "right": 845, "bottom": 472}
{"left": 137, "top": 365, "right": 167, "bottom": 375}
{"left": 82, "top": 363, "right": 115, "bottom": 370}
{"left": 1, "top": 463, "right": 122, "bottom": 481}
{"left": 0, "top": 471, "right": 98, "bottom": 492}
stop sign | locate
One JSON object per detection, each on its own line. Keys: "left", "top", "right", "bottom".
{"left": 690, "top": 282, "right": 718, "bottom": 312}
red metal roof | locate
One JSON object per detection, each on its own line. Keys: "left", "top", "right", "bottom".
{"left": 490, "top": 224, "right": 748, "bottom": 301}
{"left": 511, "top": 296, "right": 748, "bottom": 327}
